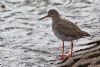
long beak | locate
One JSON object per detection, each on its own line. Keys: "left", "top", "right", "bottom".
{"left": 38, "top": 15, "right": 48, "bottom": 20}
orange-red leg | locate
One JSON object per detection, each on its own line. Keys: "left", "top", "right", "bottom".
{"left": 59, "top": 40, "right": 65, "bottom": 60}
{"left": 71, "top": 40, "right": 73, "bottom": 57}
{"left": 66, "top": 40, "right": 74, "bottom": 58}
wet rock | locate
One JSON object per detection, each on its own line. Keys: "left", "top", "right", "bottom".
{"left": 56, "top": 40, "right": 100, "bottom": 67}
{"left": 56, "top": 58, "right": 75, "bottom": 67}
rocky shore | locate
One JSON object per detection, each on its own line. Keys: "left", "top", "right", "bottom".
{"left": 56, "top": 40, "right": 100, "bottom": 67}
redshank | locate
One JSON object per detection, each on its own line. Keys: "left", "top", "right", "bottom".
{"left": 39, "top": 9, "right": 90, "bottom": 60}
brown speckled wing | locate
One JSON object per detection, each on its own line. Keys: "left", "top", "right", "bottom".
{"left": 55, "top": 20, "right": 84, "bottom": 38}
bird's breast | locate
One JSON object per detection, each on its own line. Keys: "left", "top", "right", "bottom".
{"left": 52, "top": 23, "right": 66, "bottom": 40}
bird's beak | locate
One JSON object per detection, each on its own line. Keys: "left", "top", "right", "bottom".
{"left": 39, "top": 15, "right": 49, "bottom": 20}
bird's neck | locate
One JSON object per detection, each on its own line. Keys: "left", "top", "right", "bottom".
{"left": 52, "top": 15, "right": 61, "bottom": 23}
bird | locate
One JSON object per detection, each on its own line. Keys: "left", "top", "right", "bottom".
{"left": 39, "top": 9, "right": 90, "bottom": 60}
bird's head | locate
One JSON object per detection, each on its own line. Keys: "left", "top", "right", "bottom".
{"left": 39, "top": 9, "right": 59, "bottom": 20}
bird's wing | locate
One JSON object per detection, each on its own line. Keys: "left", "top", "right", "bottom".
{"left": 55, "top": 20, "right": 83, "bottom": 37}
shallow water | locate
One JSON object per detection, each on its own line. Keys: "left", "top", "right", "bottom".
{"left": 0, "top": 0, "right": 100, "bottom": 67}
